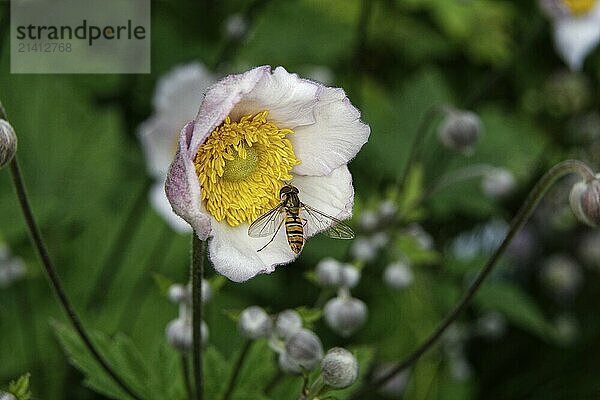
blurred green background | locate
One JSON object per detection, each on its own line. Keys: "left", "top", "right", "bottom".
{"left": 1, "top": 0, "right": 599, "bottom": 399}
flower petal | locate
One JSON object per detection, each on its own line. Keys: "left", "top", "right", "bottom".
{"left": 229, "top": 66, "right": 321, "bottom": 128}
{"left": 291, "top": 87, "right": 370, "bottom": 176}
{"left": 150, "top": 182, "right": 192, "bottom": 234}
{"left": 165, "top": 122, "right": 212, "bottom": 239}
{"left": 208, "top": 221, "right": 296, "bottom": 282}
{"left": 190, "top": 66, "right": 271, "bottom": 154}
{"left": 137, "top": 116, "right": 178, "bottom": 179}
{"left": 553, "top": 7, "right": 600, "bottom": 70}
{"left": 293, "top": 165, "right": 354, "bottom": 237}
{"left": 153, "top": 62, "right": 216, "bottom": 123}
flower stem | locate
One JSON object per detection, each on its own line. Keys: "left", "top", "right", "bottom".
{"left": 181, "top": 354, "right": 194, "bottom": 400}
{"left": 425, "top": 163, "right": 498, "bottom": 197}
{"left": 222, "top": 339, "right": 253, "bottom": 400}
{"left": 351, "top": 159, "right": 595, "bottom": 399}
{"left": 8, "top": 158, "right": 143, "bottom": 400}
{"left": 192, "top": 235, "right": 207, "bottom": 400}
{"left": 397, "top": 105, "right": 445, "bottom": 189}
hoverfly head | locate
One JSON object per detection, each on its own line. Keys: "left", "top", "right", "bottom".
{"left": 279, "top": 184, "right": 299, "bottom": 199}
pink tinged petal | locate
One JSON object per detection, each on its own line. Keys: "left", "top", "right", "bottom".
{"left": 229, "top": 66, "right": 321, "bottom": 128}
{"left": 293, "top": 165, "right": 354, "bottom": 238}
{"left": 554, "top": 7, "right": 600, "bottom": 71}
{"left": 137, "top": 116, "right": 178, "bottom": 179}
{"left": 150, "top": 182, "right": 192, "bottom": 234}
{"left": 165, "top": 122, "right": 212, "bottom": 239}
{"left": 291, "top": 87, "right": 370, "bottom": 176}
{"left": 190, "top": 66, "right": 271, "bottom": 154}
{"left": 208, "top": 221, "right": 296, "bottom": 282}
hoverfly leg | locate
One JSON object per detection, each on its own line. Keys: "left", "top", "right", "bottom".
{"left": 257, "top": 219, "right": 285, "bottom": 252}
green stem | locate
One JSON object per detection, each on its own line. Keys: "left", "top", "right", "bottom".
{"left": 397, "top": 105, "right": 445, "bottom": 190}
{"left": 222, "top": 340, "right": 253, "bottom": 400}
{"left": 351, "top": 160, "right": 595, "bottom": 399}
{"left": 8, "top": 158, "right": 143, "bottom": 400}
{"left": 425, "top": 163, "right": 498, "bottom": 197}
{"left": 182, "top": 354, "right": 194, "bottom": 400}
{"left": 192, "top": 235, "right": 207, "bottom": 400}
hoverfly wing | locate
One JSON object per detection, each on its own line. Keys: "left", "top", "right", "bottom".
{"left": 248, "top": 203, "right": 286, "bottom": 238}
{"left": 302, "top": 204, "right": 355, "bottom": 240}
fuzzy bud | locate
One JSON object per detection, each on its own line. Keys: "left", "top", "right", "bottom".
{"left": 324, "top": 296, "right": 368, "bottom": 337}
{"left": 238, "top": 306, "right": 272, "bottom": 339}
{"left": 0, "top": 392, "right": 17, "bottom": 400}
{"left": 275, "top": 309, "right": 303, "bottom": 339}
{"left": 282, "top": 329, "right": 324, "bottom": 373}
{"left": 165, "top": 318, "right": 208, "bottom": 352}
{"left": 570, "top": 175, "right": 600, "bottom": 227}
{"left": 315, "top": 258, "right": 342, "bottom": 287}
{"left": 358, "top": 210, "right": 379, "bottom": 231}
{"left": 350, "top": 236, "right": 377, "bottom": 263}
{"left": 378, "top": 200, "right": 398, "bottom": 219}
{"left": 383, "top": 261, "right": 414, "bottom": 289}
{"left": 438, "top": 110, "right": 481, "bottom": 154}
{"left": 0, "top": 119, "right": 17, "bottom": 169}
{"left": 482, "top": 168, "right": 516, "bottom": 199}
{"left": 340, "top": 266, "right": 361, "bottom": 289}
{"left": 168, "top": 284, "right": 189, "bottom": 304}
{"left": 321, "top": 347, "right": 359, "bottom": 389}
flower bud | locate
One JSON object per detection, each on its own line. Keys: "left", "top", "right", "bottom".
{"left": 476, "top": 312, "right": 506, "bottom": 339}
{"left": 438, "top": 109, "right": 481, "bottom": 154}
{"left": 383, "top": 261, "right": 413, "bottom": 289}
{"left": 482, "top": 168, "right": 516, "bottom": 199}
{"left": 340, "top": 265, "right": 361, "bottom": 289}
{"left": 321, "top": 347, "right": 358, "bottom": 389}
{"left": 165, "top": 318, "right": 208, "bottom": 352}
{"left": 168, "top": 284, "right": 189, "bottom": 304}
{"left": 282, "top": 329, "right": 324, "bottom": 373}
{"left": 324, "top": 296, "right": 367, "bottom": 337}
{"left": 0, "top": 392, "right": 17, "bottom": 400}
{"left": 570, "top": 175, "right": 600, "bottom": 227}
{"left": 378, "top": 200, "right": 398, "bottom": 219}
{"left": 0, "top": 119, "right": 17, "bottom": 169}
{"left": 350, "top": 236, "right": 377, "bottom": 263}
{"left": 238, "top": 306, "right": 272, "bottom": 339}
{"left": 315, "top": 258, "right": 342, "bottom": 287}
{"left": 540, "top": 254, "right": 582, "bottom": 298}
{"left": 275, "top": 309, "right": 303, "bottom": 339}
{"left": 358, "top": 210, "right": 379, "bottom": 231}
{"left": 224, "top": 13, "right": 248, "bottom": 39}
{"left": 578, "top": 231, "right": 600, "bottom": 270}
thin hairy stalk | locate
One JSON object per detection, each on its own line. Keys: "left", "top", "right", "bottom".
{"left": 222, "top": 340, "right": 253, "bottom": 400}
{"left": 8, "top": 158, "right": 143, "bottom": 400}
{"left": 85, "top": 178, "right": 151, "bottom": 311}
{"left": 182, "top": 354, "right": 194, "bottom": 400}
{"left": 351, "top": 160, "right": 595, "bottom": 398}
{"left": 397, "top": 105, "right": 445, "bottom": 189}
{"left": 192, "top": 235, "right": 207, "bottom": 400}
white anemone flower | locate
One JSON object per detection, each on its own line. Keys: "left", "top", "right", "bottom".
{"left": 539, "top": 0, "right": 600, "bottom": 70}
{"left": 138, "top": 62, "right": 216, "bottom": 232}
{"left": 166, "top": 66, "right": 369, "bottom": 282}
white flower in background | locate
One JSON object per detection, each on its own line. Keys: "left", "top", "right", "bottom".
{"left": 315, "top": 258, "right": 343, "bottom": 287}
{"left": 238, "top": 306, "right": 273, "bottom": 339}
{"left": 275, "top": 309, "right": 303, "bottom": 339}
{"left": 350, "top": 236, "right": 378, "bottom": 263}
{"left": 482, "top": 168, "right": 516, "bottom": 199}
{"left": 0, "top": 245, "right": 26, "bottom": 289}
{"left": 539, "top": 0, "right": 600, "bottom": 70}
{"left": 340, "top": 265, "right": 361, "bottom": 289}
{"left": 166, "top": 66, "right": 369, "bottom": 282}
{"left": 224, "top": 13, "right": 248, "bottom": 39}
{"left": 324, "top": 295, "right": 368, "bottom": 337}
{"left": 165, "top": 317, "right": 208, "bottom": 352}
{"left": 138, "top": 62, "right": 217, "bottom": 233}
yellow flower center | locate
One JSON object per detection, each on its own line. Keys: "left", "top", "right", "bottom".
{"left": 562, "top": 0, "right": 596, "bottom": 15}
{"left": 194, "top": 111, "right": 300, "bottom": 226}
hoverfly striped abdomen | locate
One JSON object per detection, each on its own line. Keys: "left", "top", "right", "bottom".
{"left": 284, "top": 212, "right": 304, "bottom": 254}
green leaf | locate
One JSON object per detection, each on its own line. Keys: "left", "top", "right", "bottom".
{"left": 295, "top": 307, "right": 323, "bottom": 325}
{"left": 8, "top": 373, "right": 32, "bottom": 400}
{"left": 52, "top": 321, "right": 153, "bottom": 400}
{"left": 474, "top": 283, "right": 555, "bottom": 341}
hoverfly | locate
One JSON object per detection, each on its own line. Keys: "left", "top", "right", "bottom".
{"left": 248, "top": 184, "right": 355, "bottom": 254}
